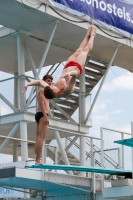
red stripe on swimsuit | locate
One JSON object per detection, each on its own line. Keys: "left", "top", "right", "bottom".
{"left": 64, "top": 61, "right": 82, "bottom": 74}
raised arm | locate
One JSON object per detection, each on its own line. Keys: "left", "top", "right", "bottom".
{"left": 22, "top": 80, "right": 48, "bottom": 94}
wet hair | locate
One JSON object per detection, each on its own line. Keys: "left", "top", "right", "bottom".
{"left": 44, "top": 86, "right": 55, "bottom": 99}
{"left": 42, "top": 74, "right": 53, "bottom": 81}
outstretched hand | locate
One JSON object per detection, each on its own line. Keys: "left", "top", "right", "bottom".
{"left": 22, "top": 85, "right": 28, "bottom": 94}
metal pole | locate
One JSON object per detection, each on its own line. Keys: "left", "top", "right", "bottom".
{"left": 91, "top": 151, "right": 95, "bottom": 194}
{"left": 85, "top": 45, "right": 120, "bottom": 124}
{"left": 90, "top": 138, "right": 93, "bottom": 178}
{"left": 65, "top": 136, "right": 78, "bottom": 153}
{"left": 36, "top": 87, "right": 38, "bottom": 113}
{"left": 24, "top": 37, "right": 37, "bottom": 77}
{"left": 100, "top": 127, "right": 104, "bottom": 191}
{"left": 51, "top": 62, "right": 61, "bottom": 75}
{"left": 17, "top": 33, "right": 29, "bottom": 199}
{"left": 58, "top": 136, "right": 78, "bottom": 162}
{"left": 20, "top": 121, "right": 28, "bottom": 161}
{"left": 121, "top": 132, "right": 124, "bottom": 169}
{"left": 20, "top": 120, "right": 29, "bottom": 198}
{"left": 118, "top": 148, "right": 121, "bottom": 168}
{"left": 93, "top": 154, "right": 96, "bottom": 195}
{"left": 46, "top": 64, "right": 55, "bottom": 75}
{"left": 17, "top": 33, "right": 26, "bottom": 111}
{"left": 14, "top": 72, "right": 18, "bottom": 110}
{"left": 91, "top": 138, "right": 95, "bottom": 194}
{"left": 79, "top": 67, "right": 86, "bottom": 176}
{"left": 55, "top": 147, "right": 58, "bottom": 173}
{"left": 26, "top": 22, "right": 58, "bottom": 108}
{"left": 20, "top": 120, "right": 29, "bottom": 199}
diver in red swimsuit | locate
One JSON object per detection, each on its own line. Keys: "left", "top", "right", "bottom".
{"left": 22, "top": 25, "right": 96, "bottom": 98}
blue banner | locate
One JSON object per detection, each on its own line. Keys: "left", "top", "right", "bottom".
{"left": 53, "top": 0, "right": 133, "bottom": 34}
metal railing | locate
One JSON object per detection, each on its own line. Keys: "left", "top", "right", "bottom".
{"left": 66, "top": 137, "right": 120, "bottom": 168}
{"left": 100, "top": 127, "right": 132, "bottom": 192}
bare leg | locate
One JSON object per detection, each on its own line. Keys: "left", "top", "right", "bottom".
{"left": 78, "top": 25, "right": 92, "bottom": 49}
{"left": 66, "top": 25, "right": 94, "bottom": 66}
{"left": 35, "top": 117, "right": 48, "bottom": 164}
{"left": 75, "top": 26, "right": 96, "bottom": 67}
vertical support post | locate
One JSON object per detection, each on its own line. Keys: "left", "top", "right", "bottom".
{"left": 90, "top": 138, "right": 93, "bottom": 177}
{"left": 20, "top": 121, "right": 29, "bottom": 198}
{"left": 14, "top": 73, "right": 18, "bottom": 109}
{"left": 93, "top": 152, "right": 96, "bottom": 195}
{"left": 121, "top": 132, "right": 124, "bottom": 169}
{"left": 100, "top": 127, "right": 104, "bottom": 191}
{"left": 118, "top": 148, "right": 121, "bottom": 168}
{"left": 91, "top": 151, "right": 95, "bottom": 194}
{"left": 20, "top": 121, "right": 28, "bottom": 161}
{"left": 55, "top": 147, "right": 58, "bottom": 173}
{"left": 17, "top": 33, "right": 29, "bottom": 198}
{"left": 79, "top": 67, "right": 86, "bottom": 177}
{"left": 13, "top": 140, "right": 18, "bottom": 162}
{"left": 36, "top": 87, "right": 38, "bottom": 113}
{"left": 17, "top": 33, "right": 26, "bottom": 111}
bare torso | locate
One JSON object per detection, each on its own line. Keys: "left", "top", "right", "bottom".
{"left": 37, "top": 88, "right": 49, "bottom": 114}
{"left": 54, "top": 66, "right": 80, "bottom": 97}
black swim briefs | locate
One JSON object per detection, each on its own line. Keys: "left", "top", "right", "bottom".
{"left": 35, "top": 112, "right": 48, "bottom": 123}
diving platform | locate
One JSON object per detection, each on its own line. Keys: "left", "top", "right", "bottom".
{"left": 26, "top": 164, "right": 132, "bottom": 175}
{"left": 0, "top": 161, "right": 101, "bottom": 196}
{"left": 0, "top": 167, "right": 90, "bottom": 195}
{"left": 0, "top": 111, "right": 89, "bottom": 157}
{"left": 114, "top": 138, "right": 133, "bottom": 147}
{"left": 0, "top": 111, "right": 89, "bottom": 149}
{"left": 0, "top": 163, "right": 132, "bottom": 198}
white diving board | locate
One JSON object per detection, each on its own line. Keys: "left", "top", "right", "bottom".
{"left": 26, "top": 164, "right": 132, "bottom": 175}
{"left": 114, "top": 138, "right": 133, "bottom": 147}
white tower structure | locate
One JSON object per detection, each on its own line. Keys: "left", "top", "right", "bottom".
{"left": 0, "top": 0, "right": 133, "bottom": 199}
